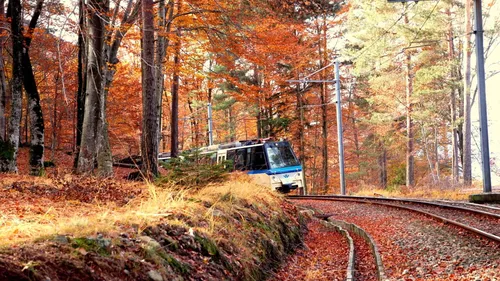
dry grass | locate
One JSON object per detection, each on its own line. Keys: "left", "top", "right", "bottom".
{"left": 352, "top": 182, "right": 484, "bottom": 201}
{"left": 0, "top": 173, "right": 280, "bottom": 248}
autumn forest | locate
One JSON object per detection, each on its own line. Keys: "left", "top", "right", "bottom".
{"left": 0, "top": 0, "right": 499, "bottom": 193}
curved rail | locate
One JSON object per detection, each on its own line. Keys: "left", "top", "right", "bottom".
{"left": 289, "top": 195, "right": 500, "bottom": 243}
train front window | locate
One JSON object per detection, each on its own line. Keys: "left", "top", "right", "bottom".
{"left": 265, "top": 142, "right": 300, "bottom": 169}
{"left": 251, "top": 146, "right": 268, "bottom": 170}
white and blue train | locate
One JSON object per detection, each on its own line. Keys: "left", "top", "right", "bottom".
{"left": 161, "top": 139, "right": 304, "bottom": 193}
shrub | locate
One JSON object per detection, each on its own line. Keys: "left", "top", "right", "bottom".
{"left": 158, "top": 151, "right": 230, "bottom": 188}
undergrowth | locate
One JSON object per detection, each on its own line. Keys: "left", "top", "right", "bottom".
{"left": 0, "top": 174, "right": 282, "bottom": 249}
{"left": 157, "top": 151, "right": 230, "bottom": 188}
{"left": 0, "top": 172, "right": 299, "bottom": 280}
{"left": 352, "top": 183, "right": 482, "bottom": 201}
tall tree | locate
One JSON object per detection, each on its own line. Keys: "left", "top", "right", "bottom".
{"left": 462, "top": 0, "right": 473, "bottom": 186}
{"left": 0, "top": 0, "right": 7, "bottom": 141}
{"left": 447, "top": 5, "right": 459, "bottom": 184}
{"left": 77, "top": 0, "right": 109, "bottom": 175}
{"left": 155, "top": 0, "right": 166, "bottom": 147}
{"left": 77, "top": 0, "right": 140, "bottom": 176}
{"left": 141, "top": 0, "right": 159, "bottom": 177}
{"left": 22, "top": 0, "right": 45, "bottom": 175}
{"left": 404, "top": 11, "right": 415, "bottom": 188}
{"left": 0, "top": 0, "right": 23, "bottom": 172}
{"left": 171, "top": 28, "right": 181, "bottom": 158}
{"left": 74, "top": 0, "right": 87, "bottom": 169}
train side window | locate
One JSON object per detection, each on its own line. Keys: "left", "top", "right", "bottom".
{"left": 251, "top": 146, "right": 267, "bottom": 170}
{"left": 226, "top": 150, "right": 236, "bottom": 171}
{"left": 234, "top": 149, "right": 246, "bottom": 171}
{"left": 245, "top": 148, "right": 252, "bottom": 169}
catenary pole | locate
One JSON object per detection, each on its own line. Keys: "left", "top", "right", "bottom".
{"left": 474, "top": 0, "right": 492, "bottom": 192}
{"left": 335, "top": 59, "right": 346, "bottom": 195}
{"left": 286, "top": 61, "right": 347, "bottom": 195}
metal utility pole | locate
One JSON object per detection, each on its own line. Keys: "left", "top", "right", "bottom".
{"left": 335, "top": 60, "right": 346, "bottom": 195}
{"left": 286, "top": 59, "right": 347, "bottom": 195}
{"left": 207, "top": 103, "right": 214, "bottom": 146}
{"left": 473, "top": 0, "right": 492, "bottom": 193}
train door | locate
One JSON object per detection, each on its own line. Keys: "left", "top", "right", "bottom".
{"left": 217, "top": 151, "right": 226, "bottom": 164}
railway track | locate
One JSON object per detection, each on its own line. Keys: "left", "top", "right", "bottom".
{"left": 288, "top": 195, "right": 500, "bottom": 243}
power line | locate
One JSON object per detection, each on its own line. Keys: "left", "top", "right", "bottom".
{"left": 300, "top": 2, "right": 416, "bottom": 80}
{"left": 352, "top": 1, "right": 444, "bottom": 76}
{"left": 408, "top": 0, "right": 442, "bottom": 45}
{"left": 349, "top": 2, "right": 417, "bottom": 62}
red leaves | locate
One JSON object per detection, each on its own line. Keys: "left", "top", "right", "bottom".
{"left": 269, "top": 221, "right": 349, "bottom": 281}
{"left": 295, "top": 200, "right": 500, "bottom": 281}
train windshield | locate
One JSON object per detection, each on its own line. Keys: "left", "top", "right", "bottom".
{"left": 265, "top": 142, "right": 300, "bottom": 169}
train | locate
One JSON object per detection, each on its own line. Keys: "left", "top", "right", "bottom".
{"left": 159, "top": 139, "right": 304, "bottom": 193}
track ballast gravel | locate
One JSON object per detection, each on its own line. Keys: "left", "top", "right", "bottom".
{"left": 294, "top": 199, "right": 500, "bottom": 281}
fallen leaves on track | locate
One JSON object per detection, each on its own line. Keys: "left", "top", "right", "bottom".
{"left": 269, "top": 220, "right": 349, "bottom": 281}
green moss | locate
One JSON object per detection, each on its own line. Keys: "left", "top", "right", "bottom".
{"left": 194, "top": 234, "right": 220, "bottom": 259}
{"left": 252, "top": 222, "right": 273, "bottom": 232}
{"left": 164, "top": 236, "right": 180, "bottom": 251}
{"left": 143, "top": 246, "right": 190, "bottom": 274}
{"left": 71, "top": 237, "right": 110, "bottom": 256}
{"left": 158, "top": 251, "right": 190, "bottom": 274}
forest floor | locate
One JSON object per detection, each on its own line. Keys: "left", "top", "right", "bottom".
{"left": 1, "top": 148, "right": 495, "bottom": 280}
{"left": 0, "top": 148, "right": 306, "bottom": 280}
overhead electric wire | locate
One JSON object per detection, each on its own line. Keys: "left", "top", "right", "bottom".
{"left": 300, "top": 2, "right": 417, "bottom": 80}
{"left": 349, "top": 2, "right": 417, "bottom": 62}
{"left": 351, "top": 0, "right": 444, "bottom": 77}
{"left": 408, "top": 0, "right": 442, "bottom": 45}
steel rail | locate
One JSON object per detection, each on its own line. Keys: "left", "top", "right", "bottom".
{"left": 288, "top": 195, "right": 500, "bottom": 243}
{"left": 436, "top": 200, "right": 500, "bottom": 212}
{"left": 290, "top": 195, "right": 500, "bottom": 219}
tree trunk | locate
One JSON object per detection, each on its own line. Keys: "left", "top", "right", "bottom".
{"left": 447, "top": 6, "right": 459, "bottom": 184}
{"left": 52, "top": 73, "right": 59, "bottom": 161}
{"left": 463, "top": 0, "right": 473, "bottom": 185}
{"left": 434, "top": 126, "right": 440, "bottom": 181}
{"left": 319, "top": 17, "right": 328, "bottom": 192}
{"left": 141, "top": 0, "right": 159, "bottom": 178}
{"left": 23, "top": 52, "right": 45, "bottom": 175}
{"left": 348, "top": 84, "right": 360, "bottom": 167}
{"left": 77, "top": 0, "right": 108, "bottom": 174}
{"left": 156, "top": 0, "right": 166, "bottom": 148}
{"left": 74, "top": 0, "right": 87, "bottom": 169}
{"left": 422, "top": 126, "right": 437, "bottom": 183}
{"left": 95, "top": 0, "right": 140, "bottom": 177}
{"left": 378, "top": 141, "right": 387, "bottom": 189}
{"left": 170, "top": 28, "right": 181, "bottom": 158}
{"left": 0, "top": 0, "right": 7, "bottom": 141}
{"left": 187, "top": 98, "right": 199, "bottom": 146}
{"left": 22, "top": 0, "right": 45, "bottom": 176}
{"left": 405, "top": 49, "right": 414, "bottom": 187}
{"left": 23, "top": 97, "right": 28, "bottom": 146}
{"left": 0, "top": 0, "right": 23, "bottom": 172}
{"left": 404, "top": 12, "right": 414, "bottom": 187}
